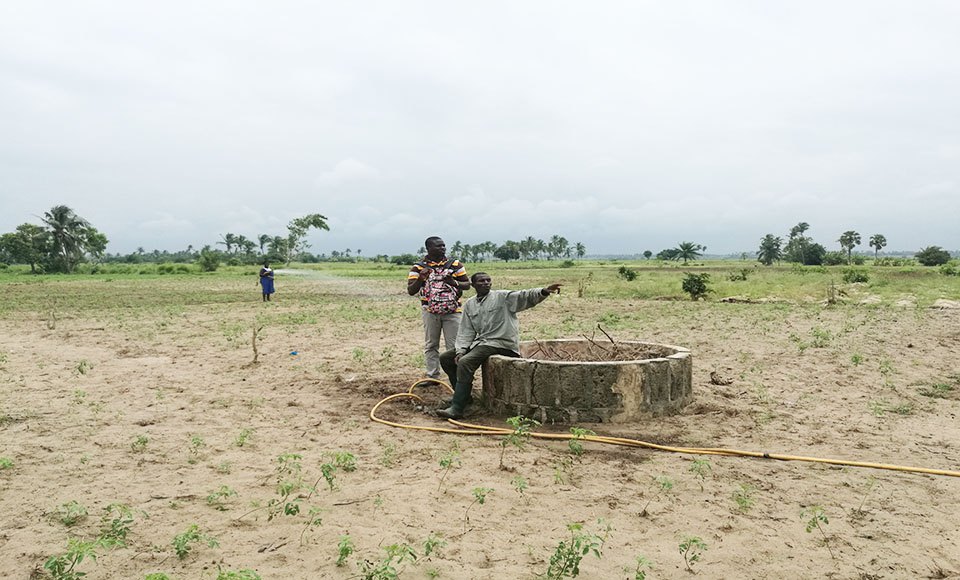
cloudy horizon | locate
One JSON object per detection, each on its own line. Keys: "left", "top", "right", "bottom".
{"left": 2, "top": 1, "right": 959, "bottom": 257}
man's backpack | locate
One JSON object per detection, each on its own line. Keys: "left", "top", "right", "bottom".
{"left": 423, "top": 258, "right": 461, "bottom": 315}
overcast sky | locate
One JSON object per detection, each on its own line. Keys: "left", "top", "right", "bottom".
{"left": 2, "top": 1, "right": 958, "bottom": 256}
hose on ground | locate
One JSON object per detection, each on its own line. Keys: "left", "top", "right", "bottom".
{"left": 368, "top": 379, "right": 960, "bottom": 479}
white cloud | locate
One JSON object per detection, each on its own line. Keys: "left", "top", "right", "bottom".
{"left": 314, "top": 158, "right": 382, "bottom": 188}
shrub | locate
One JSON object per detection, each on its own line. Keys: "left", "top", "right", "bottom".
{"left": 617, "top": 266, "right": 637, "bottom": 281}
{"left": 681, "top": 273, "right": 711, "bottom": 301}
{"left": 197, "top": 249, "right": 220, "bottom": 272}
{"left": 842, "top": 269, "right": 869, "bottom": 283}
{"left": 727, "top": 269, "right": 749, "bottom": 282}
{"left": 916, "top": 246, "right": 951, "bottom": 266}
{"left": 940, "top": 263, "right": 959, "bottom": 277}
{"left": 823, "top": 252, "right": 846, "bottom": 266}
{"left": 560, "top": 260, "right": 576, "bottom": 268}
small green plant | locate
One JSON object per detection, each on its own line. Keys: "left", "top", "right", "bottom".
{"left": 336, "top": 535, "right": 355, "bottom": 567}
{"left": 732, "top": 483, "right": 756, "bottom": 513}
{"left": 802, "top": 505, "right": 835, "bottom": 559}
{"left": 0, "top": 457, "right": 13, "bottom": 470}
{"left": 300, "top": 506, "right": 324, "bottom": 545}
{"left": 55, "top": 500, "right": 88, "bottom": 527}
{"left": 216, "top": 461, "right": 233, "bottom": 474}
{"left": 75, "top": 359, "right": 92, "bottom": 375}
{"left": 640, "top": 476, "right": 673, "bottom": 517}
{"left": 144, "top": 574, "right": 171, "bottom": 580}
{"left": 678, "top": 536, "right": 707, "bottom": 572}
{"left": 131, "top": 435, "right": 149, "bottom": 453}
{"left": 568, "top": 427, "right": 595, "bottom": 457}
{"left": 216, "top": 568, "right": 262, "bottom": 580}
{"left": 72, "top": 390, "right": 87, "bottom": 405}
{"left": 511, "top": 475, "right": 529, "bottom": 497}
{"left": 681, "top": 273, "right": 711, "bottom": 301}
{"left": 630, "top": 555, "right": 653, "bottom": 580}
{"left": 465, "top": 487, "right": 493, "bottom": 527}
{"left": 44, "top": 538, "right": 101, "bottom": 580}
{"left": 868, "top": 399, "right": 887, "bottom": 417}
{"left": 206, "top": 485, "right": 238, "bottom": 511}
{"left": 98, "top": 503, "right": 142, "bottom": 548}
{"left": 850, "top": 353, "right": 864, "bottom": 366}
{"left": 357, "top": 543, "right": 418, "bottom": 580}
{"left": 187, "top": 435, "right": 206, "bottom": 464}
{"left": 852, "top": 476, "right": 879, "bottom": 517}
{"left": 437, "top": 446, "right": 462, "bottom": 492}
{"left": 809, "top": 327, "right": 832, "bottom": 348}
{"left": 919, "top": 382, "right": 955, "bottom": 398}
{"left": 379, "top": 441, "right": 398, "bottom": 467}
{"left": 351, "top": 347, "right": 369, "bottom": 364}
{"left": 842, "top": 269, "right": 869, "bottom": 283}
{"left": 422, "top": 533, "right": 447, "bottom": 558}
{"left": 234, "top": 428, "right": 255, "bottom": 447}
{"left": 688, "top": 459, "right": 711, "bottom": 491}
{"left": 499, "top": 415, "right": 540, "bottom": 469}
{"left": 617, "top": 266, "right": 637, "bottom": 281}
{"left": 545, "top": 521, "right": 609, "bottom": 578}
{"left": 727, "top": 268, "right": 750, "bottom": 282}
{"left": 319, "top": 462, "right": 338, "bottom": 491}
{"left": 553, "top": 457, "right": 573, "bottom": 485}
{"left": 333, "top": 451, "right": 358, "bottom": 472}
{"left": 171, "top": 524, "right": 219, "bottom": 560}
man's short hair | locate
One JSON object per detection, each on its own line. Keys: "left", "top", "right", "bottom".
{"left": 425, "top": 236, "right": 443, "bottom": 248}
{"left": 470, "top": 272, "right": 489, "bottom": 285}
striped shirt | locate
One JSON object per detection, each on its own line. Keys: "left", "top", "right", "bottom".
{"left": 408, "top": 257, "right": 469, "bottom": 312}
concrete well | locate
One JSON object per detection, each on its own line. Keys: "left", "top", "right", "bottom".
{"left": 481, "top": 339, "right": 692, "bottom": 423}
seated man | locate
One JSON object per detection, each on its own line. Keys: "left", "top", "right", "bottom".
{"left": 437, "top": 272, "right": 562, "bottom": 419}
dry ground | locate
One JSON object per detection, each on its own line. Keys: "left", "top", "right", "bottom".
{"left": 1, "top": 273, "right": 959, "bottom": 579}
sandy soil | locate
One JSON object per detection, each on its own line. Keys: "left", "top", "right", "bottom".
{"left": 1, "top": 274, "right": 959, "bottom": 580}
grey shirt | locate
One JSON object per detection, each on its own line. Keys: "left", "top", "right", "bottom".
{"left": 455, "top": 288, "right": 550, "bottom": 355}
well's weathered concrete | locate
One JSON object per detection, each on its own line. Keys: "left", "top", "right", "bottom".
{"left": 481, "top": 339, "right": 692, "bottom": 423}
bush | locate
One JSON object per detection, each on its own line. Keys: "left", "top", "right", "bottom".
{"left": 727, "top": 269, "right": 749, "bottom": 282}
{"left": 842, "top": 269, "right": 869, "bottom": 283}
{"left": 823, "top": 252, "right": 846, "bottom": 266}
{"left": 875, "top": 257, "right": 914, "bottom": 267}
{"left": 617, "top": 266, "right": 637, "bottom": 281}
{"left": 682, "top": 273, "right": 712, "bottom": 301}
{"left": 198, "top": 250, "right": 220, "bottom": 272}
{"left": 560, "top": 260, "right": 576, "bottom": 268}
{"left": 940, "top": 262, "right": 959, "bottom": 277}
{"left": 916, "top": 246, "right": 952, "bottom": 266}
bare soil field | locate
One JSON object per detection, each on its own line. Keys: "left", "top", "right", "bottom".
{"left": 1, "top": 271, "right": 959, "bottom": 579}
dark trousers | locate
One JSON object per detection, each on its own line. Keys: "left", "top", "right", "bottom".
{"left": 439, "top": 345, "right": 518, "bottom": 409}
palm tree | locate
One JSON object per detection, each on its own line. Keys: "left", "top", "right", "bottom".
{"left": 869, "top": 234, "right": 887, "bottom": 258}
{"left": 41, "top": 205, "right": 92, "bottom": 273}
{"left": 757, "top": 234, "right": 783, "bottom": 266}
{"left": 217, "top": 233, "right": 237, "bottom": 254}
{"left": 838, "top": 231, "right": 862, "bottom": 264}
{"left": 575, "top": 242, "right": 586, "bottom": 260}
{"left": 675, "top": 241, "right": 703, "bottom": 264}
{"left": 258, "top": 234, "right": 271, "bottom": 255}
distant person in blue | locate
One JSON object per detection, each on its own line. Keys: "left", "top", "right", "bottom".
{"left": 259, "top": 263, "right": 275, "bottom": 301}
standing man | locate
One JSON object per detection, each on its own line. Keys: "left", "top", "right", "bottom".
{"left": 437, "top": 272, "right": 562, "bottom": 419}
{"left": 258, "top": 262, "right": 275, "bottom": 302}
{"left": 407, "top": 237, "right": 471, "bottom": 380}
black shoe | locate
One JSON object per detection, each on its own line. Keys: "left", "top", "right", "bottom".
{"left": 436, "top": 406, "right": 464, "bottom": 420}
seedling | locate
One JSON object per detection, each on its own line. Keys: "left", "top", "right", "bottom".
{"left": 919, "top": 382, "right": 955, "bottom": 398}
{"left": 144, "top": 574, "right": 171, "bottom": 580}
{"left": 437, "top": 447, "right": 462, "bottom": 492}
{"left": 131, "top": 435, "right": 149, "bottom": 453}
{"left": 187, "top": 435, "right": 206, "bottom": 464}
{"left": 852, "top": 476, "right": 879, "bottom": 517}
{"left": 678, "top": 536, "right": 707, "bottom": 572}
{"left": 630, "top": 555, "right": 653, "bottom": 580}
{"left": 732, "top": 484, "right": 756, "bottom": 513}
{"left": 0, "top": 457, "right": 13, "bottom": 470}
{"left": 640, "top": 476, "right": 674, "bottom": 517}
{"left": 688, "top": 459, "right": 712, "bottom": 491}
{"left": 44, "top": 538, "right": 101, "bottom": 580}
{"left": 299, "top": 506, "right": 324, "bottom": 545}
{"left": 379, "top": 441, "right": 398, "bottom": 467}
{"left": 499, "top": 415, "right": 540, "bottom": 470}
{"left": 206, "top": 485, "right": 238, "bottom": 511}
{"left": 75, "top": 359, "right": 92, "bottom": 375}
{"left": 171, "top": 524, "right": 219, "bottom": 560}
{"left": 98, "top": 503, "right": 142, "bottom": 548}
{"left": 511, "top": 475, "right": 529, "bottom": 497}
{"left": 801, "top": 505, "right": 835, "bottom": 560}
{"left": 333, "top": 451, "right": 358, "bottom": 472}
{"left": 850, "top": 353, "right": 864, "bottom": 366}
{"left": 336, "top": 535, "right": 355, "bottom": 567}
{"left": 553, "top": 457, "right": 573, "bottom": 485}
{"left": 372, "top": 494, "right": 384, "bottom": 514}
{"left": 357, "top": 543, "right": 418, "bottom": 580}
{"left": 216, "top": 568, "right": 262, "bottom": 580}
{"left": 545, "top": 521, "right": 608, "bottom": 578}
{"left": 234, "top": 428, "right": 255, "bottom": 447}
{"left": 465, "top": 487, "right": 493, "bottom": 527}
{"left": 422, "top": 533, "right": 446, "bottom": 558}
{"left": 315, "top": 462, "right": 338, "bottom": 492}
{"left": 54, "top": 500, "right": 88, "bottom": 527}
{"left": 568, "top": 427, "right": 595, "bottom": 457}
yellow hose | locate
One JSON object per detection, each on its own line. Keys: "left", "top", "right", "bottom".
{"left": 369, "top": 379, "right": 960, "bottom": 479}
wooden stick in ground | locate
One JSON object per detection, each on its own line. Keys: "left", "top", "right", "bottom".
{"left": 251, "top": 324, "right": 264, "bottom": 364}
